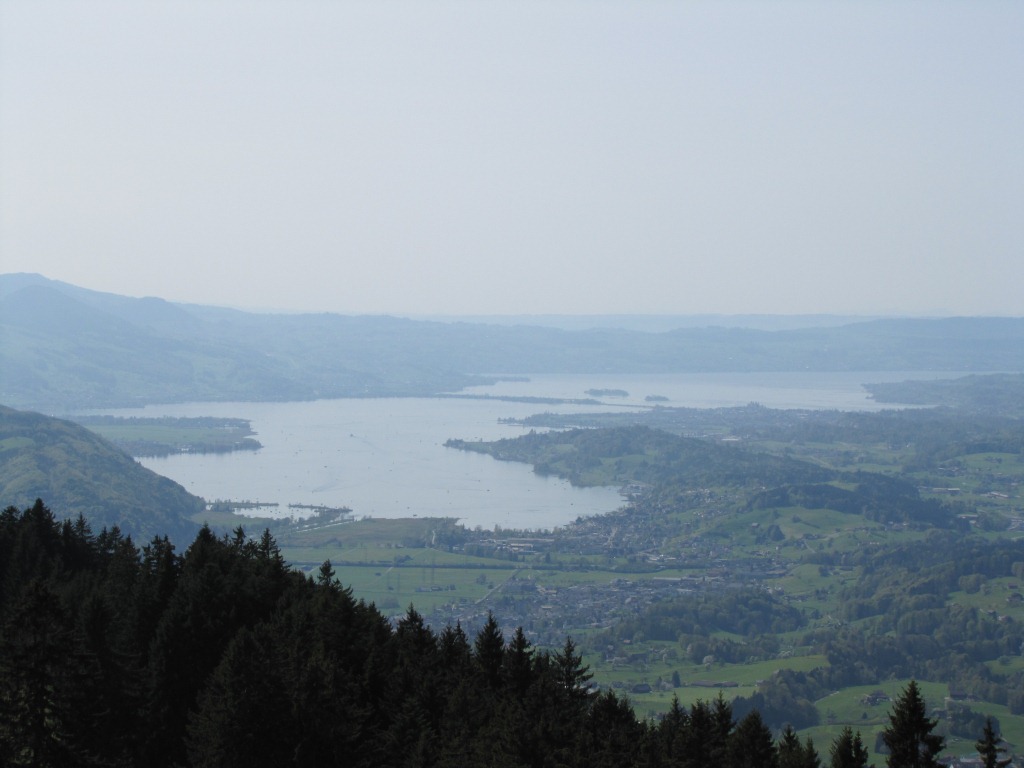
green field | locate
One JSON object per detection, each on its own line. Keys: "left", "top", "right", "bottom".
{"left": 76, "top": 415, "right": 261, "bottom": 456}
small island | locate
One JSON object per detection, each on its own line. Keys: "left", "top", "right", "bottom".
{"left": 644, "top": 394, "right": 669, "bottom": 402}
{"left": 585, "top": 388, "right": 629, "bottom": 398}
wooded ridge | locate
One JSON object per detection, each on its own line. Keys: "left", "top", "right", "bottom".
{"left": 4, "top": 273, "right": 1023, "bottom": 411}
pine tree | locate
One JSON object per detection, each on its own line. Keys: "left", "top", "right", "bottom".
{"left": 711, "top": 693, "right": 736, "bottom": 767}
{"left": 975, "top": 717, "right": 1011, "bottom": 768}
{"left": 438, "top": 622, "right": 471, "bottom": 673}
{"left": 729, "top": 709, "right": 778, "bottom": 768}
{"left": 578, "top": 689, "right": 645, "bottom": 768}
{"left": 553, "top": 635, "right": 592, "bottom": 700}
{"left": 502, "top": 625, "right": 535, "bottom": 695}
{"left": 473, "top": 611, "right": 505, "bottom": 690}
{"left": 185, "top": 626, "right": 292, "bottom": 768}
{"left": 678, "top": 698, "right": 715, "bottom": 768}
{"left": 0, "top": 581, "right": 81, "bottom": 767}
{"left": 779, "top": 724, "right": 821, "bottom": 768}
{"left": 779, "top": 725, "right": 804, "bottom": 768}
{"left": 316, "top": 558, "right": 338, "bottom": 588}
{"left": 881, "top": 681, "right": 944, "bottom": 768}
{"left": 830, "top": 726, "right": 871, "bottom": 768}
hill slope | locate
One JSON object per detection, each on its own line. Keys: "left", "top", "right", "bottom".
{"left": 2, "top": 272, "right": 1024, "bottom": 411}
{"left": 0, "top": 405, "right": 202, "bottom": 541}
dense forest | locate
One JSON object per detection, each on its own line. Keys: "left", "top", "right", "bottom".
{"left": 2, "top": 500, "right": 1009, "bottom": 768}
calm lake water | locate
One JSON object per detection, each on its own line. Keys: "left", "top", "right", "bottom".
{"left": 106, "top": 371, "right": 947, "bottom": 530}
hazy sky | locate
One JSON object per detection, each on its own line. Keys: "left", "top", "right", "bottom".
{"left": 1, "top": 1, "right": 1021, "bottom": 316}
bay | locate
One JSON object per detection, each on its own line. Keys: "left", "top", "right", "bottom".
{"left": 107, "top": 371, "right": 947, "bottom": 530}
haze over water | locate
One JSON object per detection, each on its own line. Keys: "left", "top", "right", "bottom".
{"left": 113, "top": 371, "right": 941, "bottom": 530}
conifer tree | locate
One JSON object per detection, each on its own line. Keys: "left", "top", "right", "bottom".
{"left": 554, "top": 635, "right": 592, "bottom": 700}
{"left": 0, "top": 581, "right": 81, "bottom": 767}
{"left": 830, "top": 726, "right": 871, "bottom": 768}
{"left": 473, "top": 611, "right": 505, "bottom": 689}
{"left": 655, "top": 695, "right": 690, "bottom": 765}
{"left": 578, "top": 689, "right": 645, "bottom": 768}
{"left": 779, "top": 724, "right": 821, "bottom": 768}
{"left": 975, "top": 717, "right": 1011, "bottom": 768}
{"left": 881, "top": 681, "right": 944, "bottom": 768}
{"left": 186, "top": 626, "right": 292, "bottom": 768}
{"left": 779, "top": 725, "right": 803, "bottom": 768}
{"left": 729, "top": 709, "right": 778, "bottom": 768}
{"left": 683, "top": 698, "right": 716, "bottom": 768}
{"left": 502, "top": 626, "right": 535, "bottom": 695}
{"left": 135, "top": 535, "right": 179, "bottom": 664}
{"left": 316, "top": 558, "right": 338, "bottom": 588}
{"left": 438, "top": 622, "right": 471, "bottom": 672}
{"left": 711, "top": 693, "right": 736, "bottom": 767}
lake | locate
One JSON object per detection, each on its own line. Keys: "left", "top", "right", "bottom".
{"left": 107, "top": 371, "right": 947, "bottom": 530}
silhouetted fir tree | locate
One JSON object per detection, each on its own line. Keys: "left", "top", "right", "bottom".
{"left": 286, "top": 619, "right": 370, "bottom": 766}
{"left": 392, "top": 605, "right": 436, "bottom": 673}
{"left": 0, "top": 500, "right": 64, "bottom": 613}
{"left": 186, "top": 626, "right": 294, "bottom": 768}
{"left": 134, "top": 535, "right": 180, "bottom": 664}
{"left": 779, "top": 724, "right": 821, "bottom": 768}
{"left": 275, "top": 571, "right": 382, "bottom": 768}
{"left": 433, "top": 621, "right": 477, "bottom": 765}
{"left": 830, "top": 726, "right": 871, "bottom": 768}
{"left": 505, "top": 636, "right": 591, "bottom": 768}
{"left": 578, "top": 689, "right": 646, "bottom": 768}
{"left": 0, "top": 506, "right": 18, "bottom": 618}
{"left": 554, "top": 635, "right": 592, "bottom": 712}
{"left": 779, "top": 725, "right": 803, "bottom": 768}
{"left": 144, "top": 525, "right": 295, "bottom": 768}
{"left": 672, "top": 697, "right": 716, "bottom": 768}
{"left": 433, "top": 674, "right": 480, "bottom": 768}
{"left": 95, "top": 525, "right": 142, "bottom": 608}
{"left": 652, "top": 695, "right": 690, "bottom": 766}
{"left": 316, "top": 557, "right": 338, "bottom": 588}
{"left": 254, "top": 527, "right": 289, "bottom": 590}
{"left": 144, "top": 526, "right": 232, "bottom": 767}
{"left": 76, "top": 591, "right": 144, "bottom": 766}
{"left": 503, "top": 625, "right": 536, "bottom": 696}
{"left": 438, "top": 621, "right": 472, "bottom": 672}
{"left": 645, "top": 697, "right": 716, "bottom": 768}
{"left": 975, "top": 716, "right": 1011, "bottom": 768}
{"left": 804, "top": 738, "right": 822, "bottom": 768}
{"left": 383, "top": 607, "right": 442, "bottom": 766}
{"left": 711, "top": 693, "right": 737, "bottom": 767}
{"left": 474, "top": 611, "right": 505, "bottom": 690}
{"left": 0, "top": 580, "right": 83, "bottom": 767}
{"left": 729, "top": 709, "right": 778, "bottom": 768}
{"left": 511, "top": 653, "right": 567, "bottom": 768}
{"left": 59, "top": 514, "right": 97, "bottom": 572}
{"left": 881, "top": 681, "right": 944, "bottom": 768}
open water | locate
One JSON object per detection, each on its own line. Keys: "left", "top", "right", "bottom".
{"left": 106, "top": 371, "right": 948, "bottom": 530}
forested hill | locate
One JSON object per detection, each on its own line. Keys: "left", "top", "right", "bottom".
{"left": 3, "top": 273, "right": 1024, "bottom": 411}
{"left": 0, "top": 406, "right": 202, "bottom": 541}
{"left": 0, "top": 501, "right": 969, "bottom": 768}
{"left": 447, "top": 425, "right": 961, "bottom": 528}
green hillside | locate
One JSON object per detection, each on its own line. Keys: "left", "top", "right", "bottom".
{"left": 4, "top": 273, "right": 1024, "bottom": 412}
{"left": 0, "top": 406, "right": 202, "bottom": 541}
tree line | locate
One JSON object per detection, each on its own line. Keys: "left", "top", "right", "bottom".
{"left": 0, "top": 500, "right": 1013, "bottom": 767}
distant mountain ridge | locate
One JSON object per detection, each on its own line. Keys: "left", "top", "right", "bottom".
{"left": 0, "top": 405, "right": 202, "bottom": 541}
{"left": 2, "top": 273, "right": 1023, "bottom": 412}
